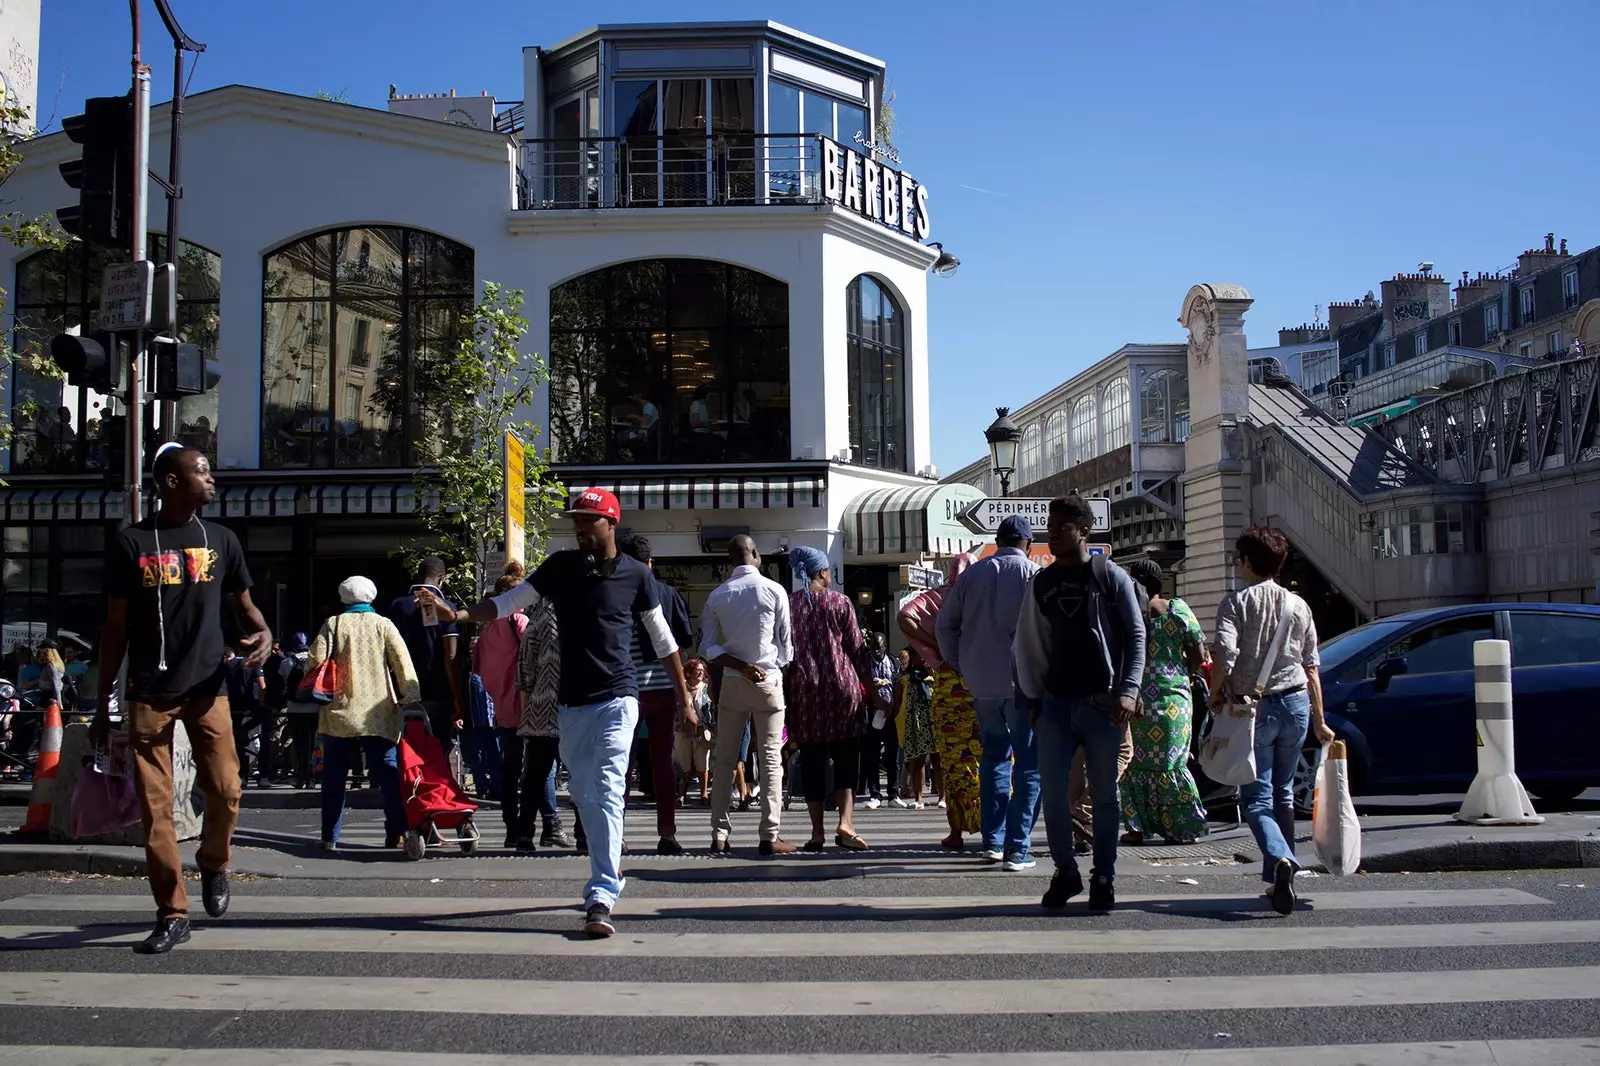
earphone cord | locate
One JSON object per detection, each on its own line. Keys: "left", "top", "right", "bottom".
{"left": 153, "top": 514, "right": 208, "bottom": 673}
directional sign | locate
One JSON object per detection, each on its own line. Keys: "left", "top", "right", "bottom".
{"left": 900, "top": 563, "right": 943, "bottom": 590}
{"left": 99, "top": 261, "right": 154, "bottom": 332}
{"left": 959, "top": 496, "right": 1110, "bottom": 536}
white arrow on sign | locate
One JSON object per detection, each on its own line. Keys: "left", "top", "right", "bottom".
{"left": 958, "top": 496, "right": 1110, "bottom": 536}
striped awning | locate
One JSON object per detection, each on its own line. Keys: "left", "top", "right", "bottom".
{"left": 0, "top": 482, "right": 430, "bottom": 520}
{"left": 2, "top": 488, "right": 128, "bottom": 522}
{"left": 842, "top": 481, "right": 988, "bottom": 559}
{"left": 563, "top": 471, "right": 826, "bottom": 512}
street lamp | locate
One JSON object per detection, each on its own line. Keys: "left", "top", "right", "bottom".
{"left": 985, "top": 406, "right": 1020, "bottom": 498}
{"left": 928, "top": 242, "right": 960, "bottom": 277}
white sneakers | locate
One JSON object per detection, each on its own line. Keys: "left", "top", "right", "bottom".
{"left": 889, "top": 797, "right": 913, "bottom": 809}
{"left": 863, "top": 796, "right": 882, "bottom": 810}
{"left": 1003, "top": 857, "right": 1037, "bottom": 872}
{"left": 980, "top": 848, "right": 1004, "bottom": 863}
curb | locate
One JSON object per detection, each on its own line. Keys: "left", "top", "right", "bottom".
{"left": 0, "top": 847, "right": 157, "bottom": 878}
{"left": 1358, "top": 838, "right": 1600, "bottom": 873}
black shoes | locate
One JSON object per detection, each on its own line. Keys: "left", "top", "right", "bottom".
{"left": 542, "top": 825, "right": 577, "bottom": 849}
{"left": 1270, "top": 857, "right": 1297, "bottom": 916}
{"left": 583, "top": 903, "right": 615, "bottom": 937}
{"left": 133, "top": 916, "right": 191, "bottom": 955}
{"left": 657, "top": 837, "right": 684, "bottom": 856}
{"left": 514, "top": 837, "right": 538, "bottom": 854}
{"left": 1088, "top": 870, "right": 1115, "bottom": 913}
{"left": 1042, "top": 868, "right": 1084, "bottom": 909}
{"left": 200, "top": 867, "right": 230, "bottom": 919}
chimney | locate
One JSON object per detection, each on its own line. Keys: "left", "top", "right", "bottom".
{"left": 1517, "top": 234, "right": 1572, "bottom": 276}
{"left": 1328, "top": 298, "right": 1375, "bottom": 335}
{"left": 1455, "top": 270, "right": 1504, "bottom": 310}
{"left": 1381, "top": 271, "right": 1452, "bottom": 334}
{"left": 1278, "top": 324, "right": 1330, "bottom": 346}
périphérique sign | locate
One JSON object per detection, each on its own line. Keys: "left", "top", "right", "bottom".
{"left": 821, "top": 137, "right": 930, "bottom": 241}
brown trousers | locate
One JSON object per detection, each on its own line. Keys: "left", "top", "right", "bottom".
{"left": 129, "top": 694, "right": 242, "bottom": 918}
{"left": 1069, "top": 723, "right": 1134, "bottom": 846}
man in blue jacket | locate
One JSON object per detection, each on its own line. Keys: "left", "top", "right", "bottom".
{"left": 1014, "top": 496, "right": 1145, "bottom": 913}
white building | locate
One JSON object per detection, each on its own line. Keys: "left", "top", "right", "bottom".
{"left": 0, "top": 21, "right": 972, "bottom": 640}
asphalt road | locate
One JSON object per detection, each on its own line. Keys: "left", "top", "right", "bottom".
{"left": 1, "top": 803, "right": 1598, "bottom": 1064}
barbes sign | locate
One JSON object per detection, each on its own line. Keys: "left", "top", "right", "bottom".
{"left": 821, "top": 137, "right": 930, "bottom": 241}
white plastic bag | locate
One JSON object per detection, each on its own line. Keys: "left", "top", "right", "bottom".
{"left": 1197, "top": 700, "right": 1258, "bottom": 787}
{"left": 1312, "top": 742, "right": 1362, "bottom": 875}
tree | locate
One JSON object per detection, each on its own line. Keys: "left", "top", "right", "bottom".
{"left": 875, "top": 86, "right": 897, "bottom": 157}
{"left": 398, "top": 282, "right": 565, "bottom": 600}
{"left": 0, "top": 101, "right": 73, "bottom": 486}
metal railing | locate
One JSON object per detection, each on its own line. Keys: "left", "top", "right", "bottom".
{"left": 1377, "top": 354, "right": 1600, "bottom": 483}
{"left": 517, "top": 133, "right": 830, "bottom": 211}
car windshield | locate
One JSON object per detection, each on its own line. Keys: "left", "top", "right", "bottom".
{"left": 1317, "top": 620, "right": 1407, "bottom": 673}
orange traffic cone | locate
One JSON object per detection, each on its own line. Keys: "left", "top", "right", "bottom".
{"left": 19, "top": 701, "right": 64, "bottom": 835}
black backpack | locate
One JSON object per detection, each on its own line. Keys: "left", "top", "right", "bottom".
{"left": 284, "top": 657, "right": 307, "bottom": 702}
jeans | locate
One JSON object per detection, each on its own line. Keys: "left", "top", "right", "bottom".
{"left": 498, "top": 729, "right": 561, "bottom": 840}
{"left": 975, "top": 696, "right": 1042, "bottom": 861}
{"left": 1037, "top": 694, "right": 1124, "bottom": 879}
{"left": 559, "top": 697, "right": 639, "bottom": 908}
{"left": 463, "top": 726, "right": 501, "bottom": 796}
{"left": 1243, "top": 690, "right": 1310, "bottom": 882}
{"left": 321, "top": 734, "right": 408, "bottom": 844}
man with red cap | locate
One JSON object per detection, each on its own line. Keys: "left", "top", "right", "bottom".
{"left": 417, "top": 487, "right": 694, "bottom": 937}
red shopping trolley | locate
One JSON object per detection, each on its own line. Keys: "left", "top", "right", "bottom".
{"left": 397, "top": 717, "right": 481, "bottom": 859}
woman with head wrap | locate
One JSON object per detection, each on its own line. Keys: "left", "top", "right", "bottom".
{"left": 900, "top": 553, "right": 982, "bottom": 848}
{"left": 783, "top": 546, "right": 879, "bottom": 851}
{"left": 307, "top": 575, "right": 422, "bottom": 852}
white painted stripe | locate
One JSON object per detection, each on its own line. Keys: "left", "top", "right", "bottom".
{"left": 0, "top": 888, "right": 1550, "bottom": 916}
{"left": 3, "top": 919, "right": 1595, "bottom": 958}
{"left": 4, "top": 1038, "right": 1600, "bottom": 1066}
{"left": 1475, "top": 680, "right": 1512, "bottom": 704}
{"left": 2, "top": 967, "right": 1597, "bottom": 1016}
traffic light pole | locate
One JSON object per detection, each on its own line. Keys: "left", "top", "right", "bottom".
{"left": 153, "top": 0, "right": 205, "bottom": 446}
{"left": 124, "top": 0, "right": 151, "bottom": 526}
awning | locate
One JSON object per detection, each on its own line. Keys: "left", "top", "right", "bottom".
{"left": 2, "top": 488, "right": 128, "bottom": 522}
{"left": 842, "top": 481, "right": 987, "bottom": 559}
{"left": 563, "top": 471, "right": 826, "bottom": 512}
{"left": 309, "top": 483, "right": 429, "bottom": 515}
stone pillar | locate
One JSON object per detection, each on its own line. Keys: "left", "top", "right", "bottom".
{"left": 1177, "top": 283, "right": 1253, "bottom": 634}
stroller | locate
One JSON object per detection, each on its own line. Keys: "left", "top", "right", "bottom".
{"left": 397, "top": 717, "right": 481, "bottom": 860}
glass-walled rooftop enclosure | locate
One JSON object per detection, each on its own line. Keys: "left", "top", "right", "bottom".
{"left": 523, "top": 23, "right": 882, "bottom": 210}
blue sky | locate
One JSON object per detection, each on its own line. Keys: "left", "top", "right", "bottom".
{"left": 39, "top": 1, "right": 1600, "bottom": 473}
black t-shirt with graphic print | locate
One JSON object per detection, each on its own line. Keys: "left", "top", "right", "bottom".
{"left": 106, "top": 515, "right": 253, "bottom": 703}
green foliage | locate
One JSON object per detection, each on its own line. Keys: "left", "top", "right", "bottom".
{"left": 0, "top": 101, "right": 73, "bottom": 486}
{"left": 875, "top": 87, "right": 897, "bottom": 157}
{"left": 397, "top": 283, "right": 565, "bottom": 601}
{"left": 313, "top": 89, "right": 350, "bottom": 103}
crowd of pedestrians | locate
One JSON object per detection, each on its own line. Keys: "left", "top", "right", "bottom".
{"left": 80, "top": 443, "right": 1331, "bottom": 950}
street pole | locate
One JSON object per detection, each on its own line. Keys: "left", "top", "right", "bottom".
{"left": 124, "top": 0, "right": 151, "bottom": 526}
{"left": 153, "top": 0, "right": 205, "bottom": 445}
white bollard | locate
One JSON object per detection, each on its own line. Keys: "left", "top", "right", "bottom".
{"left": 1454, "top": 639, "right": 1544, "bottom": 826}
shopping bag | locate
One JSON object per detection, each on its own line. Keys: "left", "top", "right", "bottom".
{"left": 297, "top": 619, "right": 342, "bottom": 704}
{"left": 71, "top": 733, "right": 142, "bottom": 838}
{"left": 1312, "top": 741, "right": 1362, "bottom": 875}
{"left": 1196, "top": 697, "right": 1258, "bottom": 787}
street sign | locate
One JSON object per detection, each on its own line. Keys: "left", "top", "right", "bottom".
{"left": 1088, "top": 544, "right": 1111, "bottom": 557}
{"left": 504, "top": 431, "right": 526, "bottom": 567}
{"left": 900, "top": 563, "right": 943, "bottom": 590}
{"left": 99, "top": 260, "right": 154, "bottom": 331}
{"left": 958, "top": 496, "right": 1110, "bottom": 536}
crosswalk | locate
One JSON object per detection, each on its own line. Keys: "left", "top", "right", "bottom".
{"left": 0, "top": 804, "right": 1597, "bottom": 1063}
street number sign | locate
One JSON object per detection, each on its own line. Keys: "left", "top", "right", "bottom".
{"left": 99, "top": 261, "right": 155, "bottom": 332}
{"left": 958, "top": 496, "right": 1110, "bottom": 536}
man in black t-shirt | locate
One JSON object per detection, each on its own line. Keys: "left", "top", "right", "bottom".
{"left": 417, "top": 487, "right": 694, "bottom": 939}
{"left": 93, "top": 445, "right": 272, "bottom": 955}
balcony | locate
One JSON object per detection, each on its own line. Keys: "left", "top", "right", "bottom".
{"left": 518, "top": 133, "right": 830, "bottom": 211}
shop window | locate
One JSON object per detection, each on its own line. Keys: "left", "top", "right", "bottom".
{"left": 1, "top": 522, "right": 108, "bottom": 686}
{"left": 549, "top": 259, "right": 790, "bottom": 465}
{"left": 845, "top": 275, "right": 907, "bottom": 471}
{"left": 260, "top": 227, "right": 474, "bottom": 469}
{"left": 10, "top": 237, "right": 220, "bottom": 474}
{"left": 1101, "top": 377, "right": 1130, "bottom": 451}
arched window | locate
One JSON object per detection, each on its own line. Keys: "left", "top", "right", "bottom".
{"left": 1101, "top": 377, "right": 1130, "bottom": 452}
{"left": 261, "top": 227, "right": 473, "bottom": 469}
{"left": 1140, "top": 368, "right": 1190, "bottom": 444}
{"left": 10, "top": 237, "right": 220, "bottom": 474}
{"left": 549, "top": 259, "right": 790, "bottom": 464}
{"left": 1069, "top": 395, "right": 1097, "bottom": 467}
{"left": 1018, "top": 422, "right": 1041, "bottom": 487}
{"left": 846, "top": 275, "right": 908, "bottom": 471}
{"left": 1043, "top": 411, "right": 1067, "bottom": 475}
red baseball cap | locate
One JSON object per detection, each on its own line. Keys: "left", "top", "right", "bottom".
{"left": 568, "top": 486, "right": 621, "bottom": 523}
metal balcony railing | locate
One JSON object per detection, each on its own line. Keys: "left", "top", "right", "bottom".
{"left": 517, "top": 133, "right": 831, "bottom": 211}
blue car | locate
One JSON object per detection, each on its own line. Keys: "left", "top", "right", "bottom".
{"left": 1291, "top": 602, "right": 1600, "bottom": 811}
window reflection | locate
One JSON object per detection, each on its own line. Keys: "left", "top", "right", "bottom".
{"left": 549, "top": 259, "right": 790, "bottom": 465}
{"left": 847, "top": 275, "right": 907, "bottom": 472}
{"left": 260, "top": 227, "right": 473, "bottom": 469}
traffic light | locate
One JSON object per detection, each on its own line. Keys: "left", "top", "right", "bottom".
{"left": 50, "top": 331, "right": 117, "bottom": 391}
{"left": 57, "top": 94, "right": 133, "bottom": 246}
{"left": 152, "top": 341, "right": 221, "bottom": 398}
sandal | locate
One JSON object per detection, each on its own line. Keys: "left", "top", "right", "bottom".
{"left": 1121, "top": 830, "right": 1145, "bottom": 846}
{"left": 835, "top": 832, "right": 869, "bottom": 851}
{"left": 940, "top": 833, "right": 964, "bottom": 850}
{"left": 802, "top": 838, "right": 825, "bottom": 852}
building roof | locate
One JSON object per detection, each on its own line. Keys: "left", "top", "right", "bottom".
{"left": 1249, "top": 381, "right": 1434, "bottom": 493}
{"left": 541, "top": 21, "right": 886, "bottom": 71}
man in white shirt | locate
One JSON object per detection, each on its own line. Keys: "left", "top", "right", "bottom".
{"left": 700, "top": 535, "right": 796, "bottom": 855}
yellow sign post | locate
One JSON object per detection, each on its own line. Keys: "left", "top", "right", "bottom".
{"left": 504, "top": 430, "right": 526, "bottom": 567}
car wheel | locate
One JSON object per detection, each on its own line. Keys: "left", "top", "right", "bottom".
{"left": 1292, "top": 744, "right": 1322, "bottom": 817}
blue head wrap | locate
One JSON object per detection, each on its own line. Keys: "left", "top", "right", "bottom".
{"left": 789, "top": 546, "right": 830, "bottom": 586}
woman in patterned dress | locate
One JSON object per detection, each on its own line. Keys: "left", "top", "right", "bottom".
{"left": 784, "top": 546, "right": 879, "bottom": 851}
{"left": 899, "top": 553, "right": 981, "bottom": 848}
{"left": 894, "top": 647, "right": 936, "bottom": 807}
{"left": 1120, "top": 559, "right": 1210, "bottom": 845}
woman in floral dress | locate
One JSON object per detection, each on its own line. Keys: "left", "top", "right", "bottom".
{"left": 1120, "top": 559, "right": 1210, "bottom": 845}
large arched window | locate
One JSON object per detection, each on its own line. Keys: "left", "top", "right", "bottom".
{"left": 10, "top": 237, "right": 220, "bottom": 474}
{"left": 549, "top": 259, "right": 789, "bottom": 464}
{"left": 1069, "top": 395, "right": 1097, "bottom": 467}
{"left": 846, "top": 275, "right": 907, "bottom": 471}
{"left": 1101, "top": 377, "right": 1130, "bottom": 452}
{"left": 1139, "top": 368, "right": 1190, "bottom": 444}
{"left": 1043, "top": 410, "right": 1067, "bottom": 475}
{"left": 260, "top": 227, "right": 473, "bottom": 469}
{"left": 1018, "top": 422, "right": 1041, "bottom": 487}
